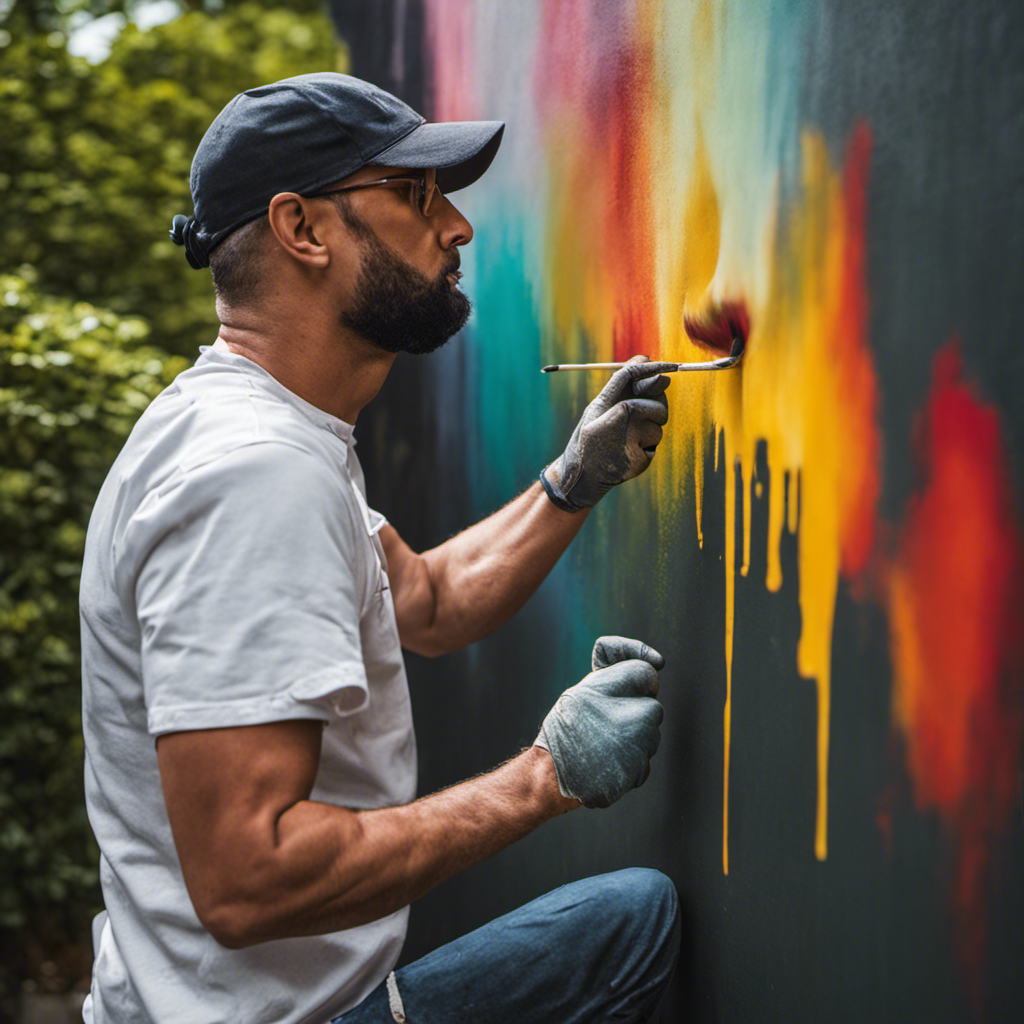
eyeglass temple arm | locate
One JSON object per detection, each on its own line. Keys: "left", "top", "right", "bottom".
{"left": 311, "top": 178, "right": 422, "bottom": 199}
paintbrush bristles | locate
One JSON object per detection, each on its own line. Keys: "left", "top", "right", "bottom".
{"left": 683, "top": 300, "right": 750, "bottom": 355}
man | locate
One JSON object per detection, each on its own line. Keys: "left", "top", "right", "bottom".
{"left": 80, "top": 73, "right": 679, "bottom": 1024}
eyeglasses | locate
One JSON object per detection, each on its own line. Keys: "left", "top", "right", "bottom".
{"left": 308, "top": 167, "right": 441, "bottom": 217}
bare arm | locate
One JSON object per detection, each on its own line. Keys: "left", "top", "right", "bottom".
{"left": 382, "top": 360, "right": 673, "bottom": 657}
{"left": 156, "top": 719, "right": 577, "bottom": 949}
{"left": 382, "top": 480, "right": 590, "bottom": 656}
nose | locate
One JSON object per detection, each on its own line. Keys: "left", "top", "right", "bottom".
{"left": 436, "top": 193, "right": 473, "bottom": 249}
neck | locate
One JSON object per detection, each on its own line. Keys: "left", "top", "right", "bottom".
{"left": 215, "top": 308, "right": 397, "bottom": 424}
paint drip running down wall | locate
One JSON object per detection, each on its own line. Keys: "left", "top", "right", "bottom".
{"left": 419, "top": 0, "right": 1024, "bottom": 1002}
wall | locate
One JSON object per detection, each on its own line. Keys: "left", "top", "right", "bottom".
{"left": 332, "top": 1, "right": 1024, "bottom": 1020}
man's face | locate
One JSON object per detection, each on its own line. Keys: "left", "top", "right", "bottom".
{"left": 330, "top": 166, "right": 473, "bottom": 355}
{"left": 339, "top": 209, "right": 471, "bottom": 355}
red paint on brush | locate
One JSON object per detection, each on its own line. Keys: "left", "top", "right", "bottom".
{"left": 889, "top": 339, "right": 1024, "bottom": 1006}
{"left": 683, "top": 300, "right": 750, "bottom": 355}
{"left": 835, "top": 121, "right": 880, "bottom": 582}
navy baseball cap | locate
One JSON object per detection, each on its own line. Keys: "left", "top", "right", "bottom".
{"left": 170, "top": 72, "right": 504, "bottom": 269}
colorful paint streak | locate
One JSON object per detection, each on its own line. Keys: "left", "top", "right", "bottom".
{"left": 888, "top": 342, "right": 1024, "bottom": 1001}
{"left": 420, "top": 0, "right": 1023, "bottom": 989}
{"left": 425, "top": 0, "right": 883, "bottom": 868}
{"left": 494, "top": 0, "right": 882, "bottom": 871}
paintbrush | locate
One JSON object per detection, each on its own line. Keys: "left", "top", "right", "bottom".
{"left": 542, "top": 300, "right": 749, "bottom": 373}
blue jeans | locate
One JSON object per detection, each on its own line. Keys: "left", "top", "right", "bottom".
{"left": 333, "top": 868, "right": 680, "bottom": 1024}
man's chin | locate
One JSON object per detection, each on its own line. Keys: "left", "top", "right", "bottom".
{"left": 404, "top": 321, "right": 469, "bottom": 356}
{"left": 403, "top": 297, "right": 471, "bottom": 355}
{"left": 341, "top": 265, "right": 471, "bottom": 355}
{"left": 360, "top": 318, "right": 467, "bottom": 357}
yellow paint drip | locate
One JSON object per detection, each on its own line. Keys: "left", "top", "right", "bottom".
{"left": 741, "top": 470, "right": 752, "bottom": 577}
{"left": 786, "top": 471, "right": 800, "bottom": 534}
{"left": 694, "top": 428, "right": 705, "bottom": 547}
{"left": 726, "top": 132, "right": 860, "bottom": 864}
{"left": 696, "top": 129, "right": 871, "bottom": 871}
{"left": 715, "top": 366, "right": 744, "bottom": 874}
{"left": 722, "top": 429, "right": 735, "bottom": 875}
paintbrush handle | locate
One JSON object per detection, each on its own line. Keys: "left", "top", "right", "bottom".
{"left": 541, "top": 356, "right": 741, "bottom": 373}
{"left": 541, "top": 362, "right": 630, "bottom": 371}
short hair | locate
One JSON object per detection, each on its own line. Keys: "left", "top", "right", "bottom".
{"left": 208, "top": 193, "right": 367, "bottom": 307}
{"left": 326, "top": 190, "right": 371, "bottom": 240}
{"left": 209, "top": 216, "right": 272, "bottom": 307}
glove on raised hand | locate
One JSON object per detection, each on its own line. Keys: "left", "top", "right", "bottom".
{"left": 541, "top": 357, "right": 674, "bottom": 512}
{"left": 535, "top": 636, "right": 665, "bottom": 808}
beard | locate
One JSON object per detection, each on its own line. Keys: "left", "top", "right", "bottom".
{"left": 339, "top": 221, "right": 471, "bottom": 356}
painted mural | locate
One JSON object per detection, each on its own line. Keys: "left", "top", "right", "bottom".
{"left": 336, "top": 1, "right": 1024, "bottom": 1020}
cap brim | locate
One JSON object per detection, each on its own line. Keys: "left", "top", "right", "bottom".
{"left": 369, "top": 120, "right": 504, "bottom": 193}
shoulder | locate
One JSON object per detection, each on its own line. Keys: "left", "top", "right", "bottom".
{"left": 111, "top": 438, "right": 368, "bottom": 610}
{"left": 139, "top": 357, "right": 338, "bottom": 471}
{"left": 111, "top": 355, "right": 353, "bottom": 511}
{"left": 140, "top": 439, "right": 360, "bottom": 544}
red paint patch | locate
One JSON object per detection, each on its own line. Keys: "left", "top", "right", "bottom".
{"left": 889, "top": 340, "right": 1024, "bottom": 1005}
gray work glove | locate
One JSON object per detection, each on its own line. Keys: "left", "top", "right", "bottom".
{"left": 534, "top": 636, "right": 665, "bottom": 808}
{"left": 540, "top": 357, "right": 674, "bottom": 512}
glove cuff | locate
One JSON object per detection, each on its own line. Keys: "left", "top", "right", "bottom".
{"left": 533, "top": 729, "right": 577, "bottom": 801}
{"left": 539, "top": 466, "right": 585, "bottom": 513}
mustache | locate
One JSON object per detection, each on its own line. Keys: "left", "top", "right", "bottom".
{"left": 443, "top": 252, "right": 461, "bottom": 276}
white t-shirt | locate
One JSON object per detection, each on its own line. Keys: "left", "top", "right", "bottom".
{"left": 79, "top": 342, "right": 417, "bottom": 1024}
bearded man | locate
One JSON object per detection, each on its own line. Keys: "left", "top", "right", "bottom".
{"left": 80, "top": 73, "right": 679, "bottom": 1024}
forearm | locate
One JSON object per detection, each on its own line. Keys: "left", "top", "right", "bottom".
{"left": 206, "top": 746, "right": 574, "bottom": 947}
{"left": 410, "top": 482, "right": 589, "bottom": 654}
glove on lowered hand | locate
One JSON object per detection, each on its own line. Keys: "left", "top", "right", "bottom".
{"left": 535, "top": 636, "right": 665, "bottom": 808}
{"left": 541, "top": 357, "right": 674, "bottom": 512}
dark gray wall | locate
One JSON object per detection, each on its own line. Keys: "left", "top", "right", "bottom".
{"left": 329, "top": 2, "right": 1024, "bottom": 1020}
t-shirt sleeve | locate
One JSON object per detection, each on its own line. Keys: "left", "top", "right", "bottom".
{"left": 124, "top": 441, "right": 371, "bottom": 736}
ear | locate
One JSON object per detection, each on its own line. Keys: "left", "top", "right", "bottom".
{"left": 266, "top": 192, "right": 332, "bottom": 269}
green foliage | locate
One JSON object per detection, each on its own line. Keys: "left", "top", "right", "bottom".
{"left": 0, "top": 1, "right": 343, "bottom": 1001}
{"left": 3, "top": 1, "right": 330, "bottom": 36}
{"left": 0, "top": 1, "right": 342, "bottom": 356}
{"left": 0, "top": 267, "right": 188, "bottom": 996}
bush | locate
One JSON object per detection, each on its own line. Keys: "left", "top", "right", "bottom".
{"left": 0, "top": 1, "right": 342, "bottom": 357}
{"left": 0, "top": 268, "right": 189, "bottom": 1001}
{"left": 0, "top": 2, "right": 342, "bottom": 1005}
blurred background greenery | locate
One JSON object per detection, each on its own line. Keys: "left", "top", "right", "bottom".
{"left": 0, "top": 1, "right": 344, "bottom": 1012}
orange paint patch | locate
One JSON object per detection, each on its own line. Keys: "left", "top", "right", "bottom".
{"left": 834, "top": 124, "right": 880, "bottom": 583}
{"left": 889, "top": 341, "right": 1024, "bottom": 1002}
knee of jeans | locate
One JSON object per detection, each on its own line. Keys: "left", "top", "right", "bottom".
{"left": 604, "top": 868, "right": 679, "bottom": 941}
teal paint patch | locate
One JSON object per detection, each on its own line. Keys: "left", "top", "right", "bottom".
{"left": 463, "top": 214, "right": 554, "bottom": 518}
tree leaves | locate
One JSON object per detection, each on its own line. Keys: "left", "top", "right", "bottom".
{"left": 0, "top": 2, "right": 340, "bottom": 357}
{"left": 0, "top": 1, "right": 341, "bottom": 999}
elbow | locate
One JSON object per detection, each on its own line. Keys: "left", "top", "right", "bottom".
{"left": 401, "top": 633, "right": 454, "bottom": 658}
{"left": 400, "top": 618, "right": 468, "bottom": 657}
{"left": 191, "top": 877, "right": 277, "bottom": 949}
{"left": 395, "top": 557, "right": 460, "bottom": 658}
{"left": 197, "top": 899, "right": 264, "bottom": 950}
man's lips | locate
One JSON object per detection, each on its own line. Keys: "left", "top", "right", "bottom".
{"left": 446, "top": 270, "right": 463, "bottom": 287}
